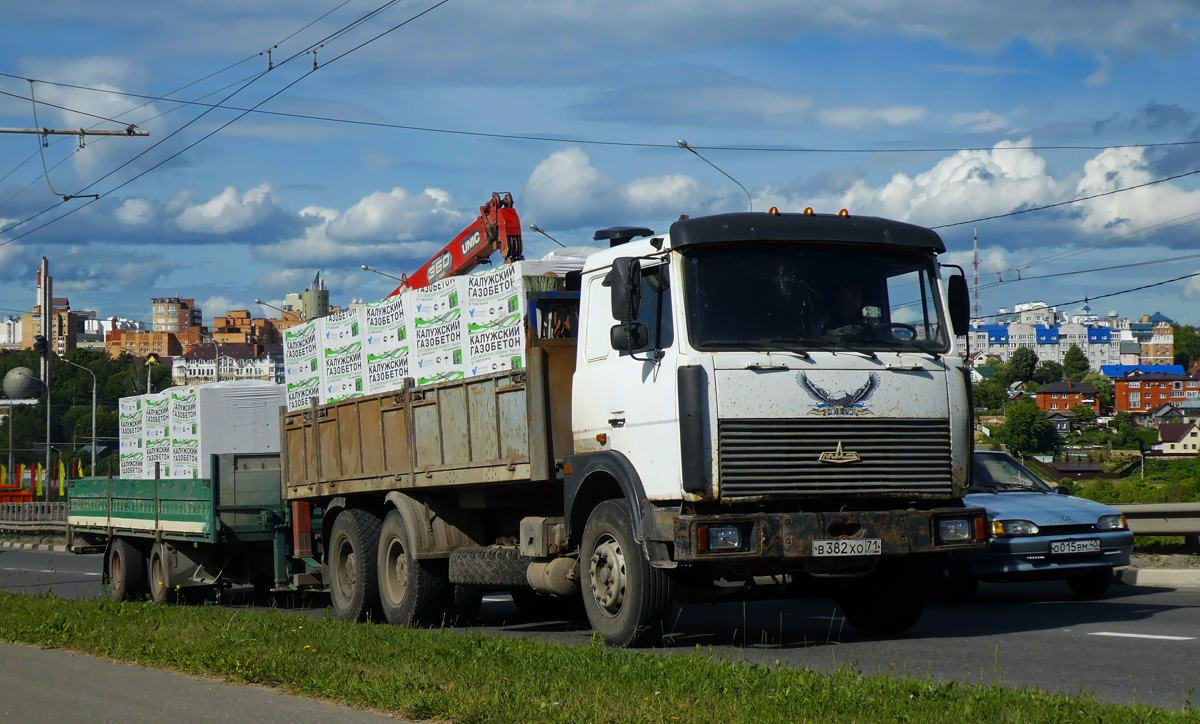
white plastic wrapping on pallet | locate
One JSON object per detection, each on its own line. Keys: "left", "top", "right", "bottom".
{"left": 410, "top": 276, "right": 468, "bottom": 386}
{"left": 118, "top": 397, "right": 143, "bottom": 478}
{"left": 364, "top": 295, "right": 410, "bottom": 395}
{"left": 168, "top": 387, "right": 200, "bottom": 479}
{"left": 283, "top": 321, "right": 321, "bottom": 411}
{"left": 119, "top": 381, "right": 285, "bottom": 479}
{"left": 142, "top": 392, "right": 172, "bottom": 478}
{"left": 320, "top": 307, "right": 367, "bottom": 404}
{"left": 466, "top": 263, "right": 526, "bottom": 376}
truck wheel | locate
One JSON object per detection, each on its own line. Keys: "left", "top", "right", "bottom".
{"left": 148, "top": 544, "right": 172, "bottom": 605}
{"left": 1067, "top": 568, "right": 1113, "bottom": 599}
{"left": 837, "top": 559, "right": 929, "bottom": 635}
{"left": 329, "top": 509, "right": 383, "bottom": 622}
{"left": 106, "top": 538, "right": 145, "bottom": 602}
{"left": 580, "top": 499, "right": 673, "bottom": 647}
{"left": 376, "top": 509, "right": 445, "bottom": 626}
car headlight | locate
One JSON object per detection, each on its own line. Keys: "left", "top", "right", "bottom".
{"left": 991, "top": 519, "right": 1039, "bottom": 536}
{"left": 1096, "top": 514, "right": 1128, "bottom": 530}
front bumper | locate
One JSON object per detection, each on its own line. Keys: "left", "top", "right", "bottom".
{"left": 671, "top": 507, "right": 988, "bottom": 562}
{"left": 970, "top": 530, "right": 1135, "bottom": 580}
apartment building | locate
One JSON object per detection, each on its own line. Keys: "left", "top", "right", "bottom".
{"left": 152, "top": 297, "right": 203, "bottom": 332}
{"left": 172, "top": 343, "right": 284, "bottom": 385}
{"left": 1035, "top": 380, "right": 1100, "bottom": 413}
{"left": 1113, "top": 371, "right": 1200, "bottom": 414}
{"left": 968, "top": 303, "right": 1121, "bottom": 367}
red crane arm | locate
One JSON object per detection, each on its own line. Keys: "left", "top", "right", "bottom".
{"left": 387, "top": 192, "right": 524, "bottom": 296}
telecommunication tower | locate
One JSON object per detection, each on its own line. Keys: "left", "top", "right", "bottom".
{"left": 972, "top": 228, "right": 981, "bottom": 319}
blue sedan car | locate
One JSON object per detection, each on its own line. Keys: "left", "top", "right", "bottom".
{"left": 937, "top": 450, "right": 1135, "bottom": 601}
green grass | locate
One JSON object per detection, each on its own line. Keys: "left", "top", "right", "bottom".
{"left": 1, "top": 594, "right": 1197, "bottom": 723}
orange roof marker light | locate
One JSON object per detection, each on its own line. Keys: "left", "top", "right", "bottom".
{"left": 838, "top": 209, "right": 850, "bottom": 217}
{"left": 803, "top": 207, "right": 815, "bottom": 216}
{"left": 768, "top": 206, "right": 780, "bottom": 215}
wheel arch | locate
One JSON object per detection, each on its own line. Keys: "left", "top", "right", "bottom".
{"left": 383, "top": 490, "right": 482, "bottom": 559}
{"left": 564, "top": 450, "right": 658, "bottom": 547}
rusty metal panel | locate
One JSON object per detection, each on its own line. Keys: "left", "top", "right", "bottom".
{"left": 284, "top": 418, "right": 310, "bottom": 487}
{"left": 380, "top": 394, "right": 412, "bottom": 476}
{"left": 337, "top": 400, "right": 364, "bottom": 478}
{"left": 412, "top": 400, "right": 443, "bottom": 470}
{"left": 317, "top": 408, "right": 341, "bottom": 480}
{"left": 356, "top": 396, "right": 386, "bottom": 477}
{"left": 439, "top": 384, "right": 471, "bottom": 466}
{"left": 498, "top": 385, "right": 528, "bottom": 462}
{"left": 467, "top": 378, "right": 499, "bottom": 462}
{"left": 543, "top": 341, "right": 577, "bottom": 464}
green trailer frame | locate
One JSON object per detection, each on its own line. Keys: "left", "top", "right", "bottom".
{"left": 68, "top": 454, "right": 321, "bottom": 595}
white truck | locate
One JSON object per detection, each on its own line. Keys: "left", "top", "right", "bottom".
{"left": 282, "top": 209, "right": 987, "bottom": 646}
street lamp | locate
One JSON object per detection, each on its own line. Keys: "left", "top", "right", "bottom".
{"left": 360, "top": 264, "right": 407, "bottom": 283}
{"left": 59, "top": 358, "right": 97, "bottom": 476}
{"left": 528, "top": 224, "right": 566, "bottom": 248}
{"left": 254, "top": 299, "right": 286, "bottom": 315}
{"left": 676, "top": 139, "right": 753, "bottom": 212}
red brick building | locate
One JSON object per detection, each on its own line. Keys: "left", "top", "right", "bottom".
{"left": 1113, "top": 372, "right": 1200, "bottom": 414}
{"left": 1035, "top": 380, "right": 1100, "bottom": 413}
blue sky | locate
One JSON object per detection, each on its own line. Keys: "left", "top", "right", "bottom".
{"left": 2, "top": 0, "right": 1200, "bottom": 327}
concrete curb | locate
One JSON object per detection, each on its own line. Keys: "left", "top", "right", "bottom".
{"left": 0, "top": 541, "right": 69, "bottom": 552}
{"left": 1117, "top": 568, "right": 1200, "bottom": 589}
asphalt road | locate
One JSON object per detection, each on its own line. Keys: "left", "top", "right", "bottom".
{"left": 2, "top": 547, "right": 1198, "bottom": 712}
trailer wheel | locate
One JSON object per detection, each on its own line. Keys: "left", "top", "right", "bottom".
{"left": 836, "top": 558, "right": 929, "bottom": 635}
{"left": 580, "top": 499, "right": 673, "bottom": 647}
{"left": 148, "top": 544, "right": 172, "bottom": 605}
{"left": 106, "top": 538, "right": 145, "bottom": 602}
{"left": 329, "top": 509, "right": 383, "bottom": 622}
{"left": 376, "top": 509, "right": 445, "bottom": 626}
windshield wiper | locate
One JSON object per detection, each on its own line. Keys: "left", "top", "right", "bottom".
{"left": 849, "top": 337, "right": 942, "bottom": 360}
{"left": 706, "top": 340, "right": 810, "bottom": 358}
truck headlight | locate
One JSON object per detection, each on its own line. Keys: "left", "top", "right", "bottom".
{"left": 706, "top": 525, "right": 742, "bottom": 551}
{"left": 992, "top": 519, "right": 1039, "bottom": 536}
{"left": 1096, "top": 514, "right": 1128, "bottom": 530}
{"left": 938, "top": 519, "right": 972, "bottom": 542}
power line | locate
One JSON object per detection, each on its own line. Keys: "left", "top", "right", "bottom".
{"left": 930, "top": 167, "right": 1200, "bottom": 230}
{"left": 973, "top": 269, "right": 1200, "bottom": 322}
{"left": 7, "top": 70, "right": 1200, "bottom": 156}
{"left": 0, "top": 87, "right": 138, "bottom": 128}
{"left": 0, "top": 0, "right": 450, "bottom": 249}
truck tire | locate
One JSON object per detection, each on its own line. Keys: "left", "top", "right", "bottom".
{"left": 106, "top": 538, "right": 145, "bottom": 602}
{"left": 580, "top": 499, "right": 673, "bottom": 647}
{"left": 836, "top": 558, "right": 928, "bottom": 635}
{"left": 1067, "top": 567, "right": 1112, "bottom": 599}
{"left": 377, "top": 509, "right": 446, "bottom": 626}
{"left": 329, "top": 508, "right": 383, "bottom": 622}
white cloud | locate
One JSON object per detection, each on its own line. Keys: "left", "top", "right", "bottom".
{"left": 201, "top": 296, "right": 249, "bottom": 318}
{"left": 114, "top": 198, "right": 155, "bottom": 226}
{"left": 1084, "top": 54, "right": 1113, "bottom": 86}
{"left": 175, "top": 184, "right": 280, "bottom": 234}
{"left": 815, "top": 105, "right": 927, "bottom": 129}
{"left": 522, "top": 147, "right": 742, "bottom": 229}
{"left": 1184, "top": 272, "right": 1200, "bottom": 300}
{"left": 1073, "top": 147, "right": 1200, "bottom": 233}
{"left": 951, "top": 110, "right": 1012, "bottom": 133}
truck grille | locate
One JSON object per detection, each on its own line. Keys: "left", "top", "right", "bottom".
{"left": 718, "top": 418, "right": 953, "bottom": 498}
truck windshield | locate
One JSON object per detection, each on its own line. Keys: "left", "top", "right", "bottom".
{"left": 680, "top": 242, "right": 949, "bottom": 353}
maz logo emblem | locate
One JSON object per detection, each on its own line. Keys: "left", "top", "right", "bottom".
{"left": 797, "top": 372, "right": 879, "bottom": 416}
{"left": 818, "top": 441, "right": 861, "bottom": 464}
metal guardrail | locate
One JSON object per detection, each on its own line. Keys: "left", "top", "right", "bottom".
{"left": 1115, "top": 503, "right": 1200, "bottom": 537}
{"left": 0, "top": 502, "right": 67, "bottom": 522}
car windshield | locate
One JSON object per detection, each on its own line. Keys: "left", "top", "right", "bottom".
{"left": 680, "top": 242, "right": 949, "bottom": 353}
{"left": 971, "top": 454, "right": 1053, "bottom": 493}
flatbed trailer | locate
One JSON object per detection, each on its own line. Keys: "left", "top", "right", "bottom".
{"left": 69, "top": 453, "right": 319, "bottom": 603}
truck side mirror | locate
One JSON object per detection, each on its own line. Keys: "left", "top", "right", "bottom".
{"left": 947, "top": 274, "right": 970, "bottom": 337}
{"left": 610, "top": 257, "right": 642, "bottom": 321}
{"left": 610, "top": 323, "right": 650, "bottom": 352}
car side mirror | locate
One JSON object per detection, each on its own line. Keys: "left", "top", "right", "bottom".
{"left": 610, "top": 257, "right": 642, "bottom": 321}
{"left": 1055, "top": 485, "right": 1072, "bottom": 496}
{"left": 610, "top": 323, "right": 650, "bottom": 352}
{"left": 947, "top": 274, "right": 970, "bottom": 337}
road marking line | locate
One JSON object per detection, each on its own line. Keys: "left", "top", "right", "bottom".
{"left": 0, "top": 567, "right": 101, "bottom": 576}
{"left": 1089, "top": 632, "right": 1195, "bottom": 641}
